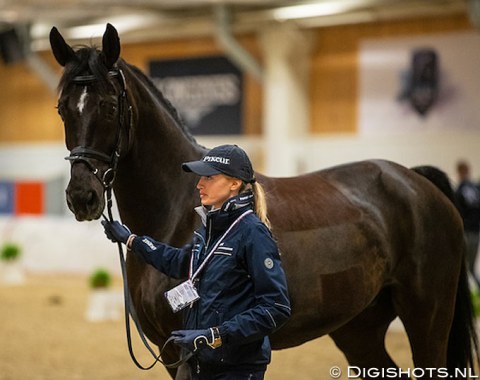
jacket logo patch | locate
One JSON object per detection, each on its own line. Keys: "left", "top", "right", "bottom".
{"left": 264, "top": 258, "right": 274, "bottom": 269}
{"left": 214, "top": 246, "right": 233, "bottom": 256}
{"left": 142, "top": 238, "right": 156, "bottom": 251}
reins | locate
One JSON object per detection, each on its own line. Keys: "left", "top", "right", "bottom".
{"left": 65, "top": 67, "right": 191, "bottom": 371}
{"left": 103, "top": 187, "right": 192, "bottom": 370}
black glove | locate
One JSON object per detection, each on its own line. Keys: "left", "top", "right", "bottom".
{"left": 101, "top": 220, "right": 131, "bottom": 244}
{"left": 171, "top": 329, "right": 218, "bottom": 352}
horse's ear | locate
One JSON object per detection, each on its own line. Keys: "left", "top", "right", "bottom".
{"left": 49, "top": 26, "right": 76, "bottom": 67}
{"left": 102, "top": 23, "right": 121, "bottom": 69}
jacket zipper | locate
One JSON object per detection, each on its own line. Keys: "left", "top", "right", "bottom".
{"left": 192, "top": 220, "right": 212, "bottom": 336}
{"left": 205, "top": 216, "right": 212, "bottom": 252}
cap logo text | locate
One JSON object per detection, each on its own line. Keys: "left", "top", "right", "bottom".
{"left": 204, "top": 156, "right": 230, "bottom": 165}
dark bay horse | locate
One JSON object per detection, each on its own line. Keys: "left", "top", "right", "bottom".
{"left": 50, "top": 24, "right": 478, "bottom": 379}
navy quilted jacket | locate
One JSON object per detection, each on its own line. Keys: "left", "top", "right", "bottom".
{"left": 130, "top": 192, "right": 291, "bottom": 372}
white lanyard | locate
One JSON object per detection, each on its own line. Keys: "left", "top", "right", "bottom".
{"left": 189, "top": 209, "right": 253, "bottom": 281}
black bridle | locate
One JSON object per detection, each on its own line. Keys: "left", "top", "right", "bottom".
{"left": 63, "top": 68, "right": 189, "bottom": 371}
{"left": 64, "top": 70, "right": 129, "bottom": 189}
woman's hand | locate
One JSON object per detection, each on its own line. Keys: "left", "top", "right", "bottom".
{"left": 101, "top": 220, "right": 131, "bottom": 244}
{"left": 171, "top": 328, "right": 221, "bottom": 352}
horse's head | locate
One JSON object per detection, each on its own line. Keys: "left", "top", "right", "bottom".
{"left": 50, "top": 24, "right": 132, "bottom": 221}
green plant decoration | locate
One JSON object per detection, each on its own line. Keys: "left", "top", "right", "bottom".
{"left": 1, "top": 243, "right": 21, "bottom": 261}
{"left": 89, "top": 268, "right": 112, "bottom": 289}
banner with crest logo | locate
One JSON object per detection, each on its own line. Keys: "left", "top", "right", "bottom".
{"left": 359, "top": 32, "right": 480, "bottom": 134}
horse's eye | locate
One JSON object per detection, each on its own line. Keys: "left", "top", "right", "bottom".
{"left": 56, "top": 103, "right": 66, "bottom": 120}
{"left": 99, "top": 100, "right": 117, "bottom": 113}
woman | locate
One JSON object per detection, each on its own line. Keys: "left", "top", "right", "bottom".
{"left": 455, "top": 160, "right": 480, "bottom": 290}
{"left": 102, "top": 144, "right": 291, "bottom": 380}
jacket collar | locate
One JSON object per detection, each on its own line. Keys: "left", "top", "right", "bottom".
{"left": 221, "top": 190, "right": 254, "bottom": 212}
{"left": 195, "top": 190, "right": 254, "bottom": 228}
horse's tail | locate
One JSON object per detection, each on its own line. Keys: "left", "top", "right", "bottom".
{"left": 411, "top": 165, "right": 456, "bottom": 204}
{"left": 447, "top": 257, "right": 480, "bottom": 375}
{"left": 412, "top": 165, "right": 480, "bottom": 374}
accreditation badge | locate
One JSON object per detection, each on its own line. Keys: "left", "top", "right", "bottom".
{"left": 164, "top": 279, "right": 200, "bottom": 313}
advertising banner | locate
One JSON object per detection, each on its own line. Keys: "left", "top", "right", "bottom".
{"left": 150, "top": 56, "right": 243, "bottom": 135}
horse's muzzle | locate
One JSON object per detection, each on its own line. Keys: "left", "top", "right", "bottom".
{"left": 65, "top": 186, "right": 104, "bottom": 221}
{"left": 65, "top": 165, "right": 106, "bottom": 221}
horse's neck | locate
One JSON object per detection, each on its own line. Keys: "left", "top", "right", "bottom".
{"left": 114, "top": 73, "right": 205, "bottom": 245}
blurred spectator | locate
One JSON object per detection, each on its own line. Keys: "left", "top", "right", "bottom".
{"left": 455, "top": 160, "right": 480, "bottom": 289}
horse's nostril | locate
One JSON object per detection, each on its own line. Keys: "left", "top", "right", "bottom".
{"left": 65, "top": 192, "right": 74, "bottom": 211}
{"left": 66, "top": 197, "right": 74, "bottom": 212}
{"left": 86, "top": 191, "right": 97, "bottom": 208}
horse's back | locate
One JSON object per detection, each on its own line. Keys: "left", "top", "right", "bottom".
{"left": 260, "top": 159, "right": 459, "bottom": 235}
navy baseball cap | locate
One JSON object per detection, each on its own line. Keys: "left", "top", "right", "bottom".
{"left": 182, "top": 144, "right": 255, "bottom": 183}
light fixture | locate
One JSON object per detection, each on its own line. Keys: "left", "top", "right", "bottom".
{"left": 273, "top": 1, "right": 355, "bottom": 20}
{"left": 65, "top": 13, "right": 162, "bottom": 40}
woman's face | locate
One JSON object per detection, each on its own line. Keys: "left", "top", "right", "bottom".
{"left": 197, "top": 174, "right": 242, "bottom": 209}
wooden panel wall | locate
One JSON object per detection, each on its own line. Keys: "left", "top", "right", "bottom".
{"left": 0, "top": 53, "right": 62, "bottom": 143}
{"left": 0, "top": 14, "right": 473, "bottom": 143}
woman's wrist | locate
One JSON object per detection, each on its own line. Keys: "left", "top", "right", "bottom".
{"left": 209, "top": 327, "right": 222, "bottom": 348}
{"left": 126, "top": 234, "right": 137, "bottom": 249}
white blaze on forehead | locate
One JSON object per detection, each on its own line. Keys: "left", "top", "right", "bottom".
{"left": 77, "top": 87, "right": 88, "bottom": 114}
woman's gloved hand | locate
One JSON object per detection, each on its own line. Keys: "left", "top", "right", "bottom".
{"left": 101, "top": 220, "right": 131, "bottom": 244}
{"left": 171, "top": 328, "right": 221, "bottom": 352}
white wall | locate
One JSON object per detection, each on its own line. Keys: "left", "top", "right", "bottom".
{"left": 300, "top": 131, "right": 480, "bottom": 184}
{"left": 0, "top": 143, "right": 69, "bottom": 181}
{"left": 0, "top": 215, "right": 120, "bottom": 275}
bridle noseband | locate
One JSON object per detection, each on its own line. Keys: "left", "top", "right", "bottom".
{"left": 64, "top": 69, "right": 131, "bottom": 189}
{"left": 67, "top": 146, "right": 119, "bottom": 188}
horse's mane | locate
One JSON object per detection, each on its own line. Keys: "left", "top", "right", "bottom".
{"left": 58, "top": 45, "right": 203, "bottom": 148}
{"left": 121, "top": 61, "right": 202, "bottom": 147}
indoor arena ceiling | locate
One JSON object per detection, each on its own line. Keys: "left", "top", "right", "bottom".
{"left": 0, "top": 0, "right": 472, "bottom": 51}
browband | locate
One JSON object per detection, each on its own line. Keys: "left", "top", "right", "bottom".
{"left": 72, "top": 70, "right": 120, "bottom": 84}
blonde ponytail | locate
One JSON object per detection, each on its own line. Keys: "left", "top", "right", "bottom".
{"left": 251, "top": 181, "right": 271, "bottom": 229}
{"left": 237, "top": 178, "right": 271, "bottom": 229}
